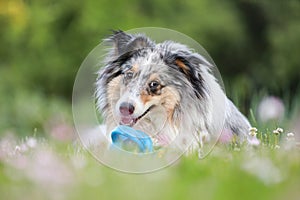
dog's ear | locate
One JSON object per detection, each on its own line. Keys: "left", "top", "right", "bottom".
{"left": 98, "top": 31, "right": 154, "bottom": 90}
{"left": 108, "top": 30, "right": 153, "bottom": 56}
{"left": 166, "top": 51, "right": 212, "bottom": 98}
{"left": 109, "top": 30, "right": 132, "bottom": 56}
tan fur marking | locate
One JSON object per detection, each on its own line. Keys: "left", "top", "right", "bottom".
{"left": 106, "top": 75, "right": 122, "bottom": 134}
{"left": 140, "top": 91, "right": 152, "bottom": 105}
{"left": 175, "top": 59, "right": 189, "bottom": 74}
{"left": 140, "top": 86, "right": 180, "bottom": 121}
{"left": 107, "top": 76, "right": 122, "bottom": 106}
{"left": 131, "top": 64, "right": 139, "bottom": 72}
{"left": 160, "top": 87, "right": 180, "bottom": 122}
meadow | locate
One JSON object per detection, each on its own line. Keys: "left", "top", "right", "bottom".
{"left": 1, "top": 0, "right": 300, "bottom": 200}
{"left": 0, "top": 120, "right": 299, "bottom": 200}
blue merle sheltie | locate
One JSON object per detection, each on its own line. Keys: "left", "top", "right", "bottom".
{"left": 95, "top": 30, "right": 252, "bottom": 151}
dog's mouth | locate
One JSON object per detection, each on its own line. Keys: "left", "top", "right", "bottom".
{"left": 120, "top": 105, "right": 155, "bottom": 127}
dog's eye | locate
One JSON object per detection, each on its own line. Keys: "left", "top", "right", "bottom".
{"left": 149, "top": 81, "right": 160, "bottom": 93}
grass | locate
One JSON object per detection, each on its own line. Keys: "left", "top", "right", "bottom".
{"left": 0, "top": 90, "right": 299, "bottom": 200}
{"left": 0, "top": 125, "right": 299, "bottom": 200}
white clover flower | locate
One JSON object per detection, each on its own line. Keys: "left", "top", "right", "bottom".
{"left": 286, "top": 132, "right": 296, "bottom": 142}
{"left": 249, "top": 127, "right": 258, "bottom": 137}
{"left": 249, "top": 127, "right": 258, "bottom": 132}
{"left": 273, "top": 127, "right": 283, "bottom": 135}
{"left": 277, "top": 128, "right": 283, "bottom": 133}
{"left": 247, "top": 127, "right": 260, "bottom": 146}
{"left": 287, "top": 132, "right": 294, "bottom": 137}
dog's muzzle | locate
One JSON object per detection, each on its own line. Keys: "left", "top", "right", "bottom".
{"left": 119, "top": 102, "right": 135, "bottom": 116}
{"left": 118, "top": 101, "right": 137, "bottom": 126}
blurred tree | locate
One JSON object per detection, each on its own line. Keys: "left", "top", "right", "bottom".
{"left": 0, "top": 0, "right": 299, "bottom": 120}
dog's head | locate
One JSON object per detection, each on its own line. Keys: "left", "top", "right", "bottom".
{"left": 96, "top": 31, "right": 212, "bottom": 139}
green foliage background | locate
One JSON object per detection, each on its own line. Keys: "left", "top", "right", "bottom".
{"left": 0, "top": 0, "right": 300, "bottom": 134}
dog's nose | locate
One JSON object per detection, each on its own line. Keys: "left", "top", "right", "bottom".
{"left": 119, "top": 102, "right": 135, "bottom": 116}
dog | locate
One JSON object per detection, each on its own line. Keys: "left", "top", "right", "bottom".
{"left": 95, "top": 30, "right": 252, "bottom": 152}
